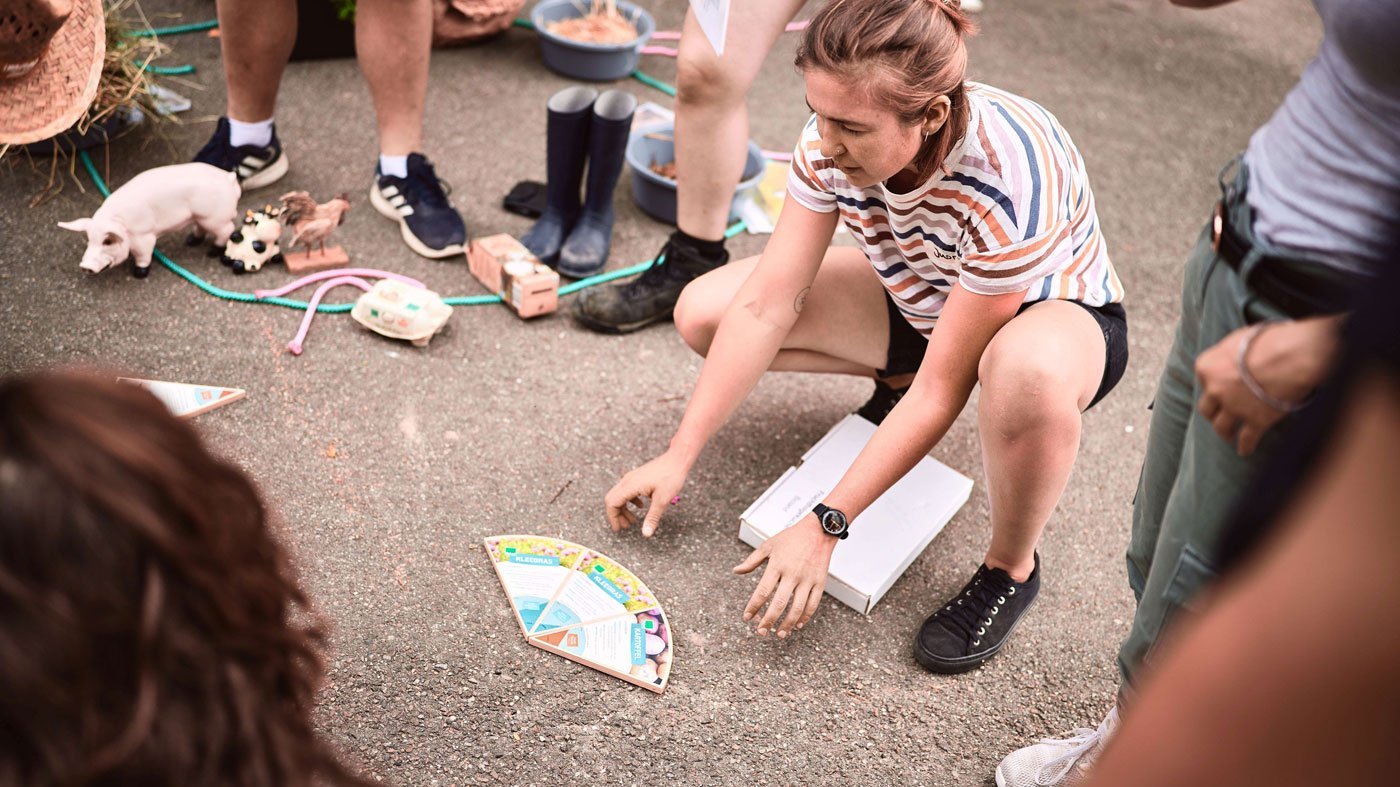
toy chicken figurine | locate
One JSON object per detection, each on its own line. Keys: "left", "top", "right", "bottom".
{"left": 278, "top": 191, "right": 351, "bottom": 272}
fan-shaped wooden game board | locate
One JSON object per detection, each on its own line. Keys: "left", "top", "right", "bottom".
{"left": 484, "top": 535, "right": 673, "bottom": 694}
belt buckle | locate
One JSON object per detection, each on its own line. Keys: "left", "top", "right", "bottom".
{"left": 1211, "top": 201, "right": 1224, "bottom": 253}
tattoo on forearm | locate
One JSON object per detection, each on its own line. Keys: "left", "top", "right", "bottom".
{"left": 794, "top": 286, "right": 811, "bottom": 314}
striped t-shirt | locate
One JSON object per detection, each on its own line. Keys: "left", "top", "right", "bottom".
{"left": 787, "top": 82, "right": 1124, "bottom": 335}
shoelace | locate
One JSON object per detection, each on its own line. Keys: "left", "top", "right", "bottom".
{"left": 402, "top": 161, "right": 453, "bottom": 211}
{"left": 938, "top": 567, "right": 1015, "bottom": 645}
{"left": 1034, "top": 706, "right": 1120, "bottom": 785}
{"left": 620, "top": 243, "right": 685, "bottom": 298}
{"left": 198, "top": 134, "right": 261, "bottom": 171}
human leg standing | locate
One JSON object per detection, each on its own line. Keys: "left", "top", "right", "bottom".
{"left": 673, "top": 1, "right": 805, "bottom": 243}
{"left": 574, "top": 0, "right": 809, "bottom": 333}
{"left": 994, "top": 207, "right": 1308, "bottom": 787}
{"left": 355, "top": 0, "right": 429, "bottom": 158}
{"left": 193, "top": 0, "right": 295, "bottom": 188}
{"left": 217, "top": 0, "right": 295, "bottom": 124}
{"left": 360, "top": 0, "right": 467, "bottom": 258}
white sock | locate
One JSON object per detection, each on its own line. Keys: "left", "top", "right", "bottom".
{"left": 379, "top": 154, "right": 409, "bottom": 178}
{"left": 228, "top": 117, "right": 273, "bottom": 148}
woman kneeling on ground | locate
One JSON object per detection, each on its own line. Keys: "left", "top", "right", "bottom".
{"left": 604, "top": 0, "right": 1128, "bottom": 674}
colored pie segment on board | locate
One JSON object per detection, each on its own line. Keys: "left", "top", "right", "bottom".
{"left": 484, "top": 535, "right": 673, "bottom": 694}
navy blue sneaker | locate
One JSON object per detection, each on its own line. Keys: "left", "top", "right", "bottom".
{"left": 193, "top": 117, "right": 289, "bottom": 190}
{"left": 370, "top": 153, "right": 467, "bottom": 259}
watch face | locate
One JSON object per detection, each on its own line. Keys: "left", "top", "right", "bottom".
{"left": 820, "top": 509, "right": 847, "bottom": 535}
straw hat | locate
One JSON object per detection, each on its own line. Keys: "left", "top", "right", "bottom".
{"left": 0, "top": 0, "right": 105, "bottom": 146}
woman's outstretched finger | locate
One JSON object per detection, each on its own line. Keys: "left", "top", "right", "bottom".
{"left": 795, "top": 584, "right": 824, "bottom": 630}
{"left": 732, "top": 545, "right": 768, "bottom": 575}
{"left": 776, "top": 583, "right": 811, "bottom": 638}
{"left": 756, "top": 577, "right": 797, "bottom": 635}
{"left": 605, "top": 481, "right": 646, "bottom": 532}
{"left": 742, "top": 561, "right": 780, "bottom": 621}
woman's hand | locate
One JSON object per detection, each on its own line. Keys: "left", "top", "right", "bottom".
{"left": 1195, "top": 317, "right": 1341, "bottom": 455}
{"left": 732, "top": 514, "right": 836, "bottom": 638}
{"left": 604, "top": 450, "right": 692, "bottom": 537}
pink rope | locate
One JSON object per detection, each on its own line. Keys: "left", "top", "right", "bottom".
{"left": 287, "top": 276, "right": 373, "bottom": 356}
{"left": 641, "top": 45, "right": 678, "bottom": 57}
{"left": 254, "top": 268, "right": 424, "bottom": 300}
{"left": 649, "top": 19, "right": 806, "bottom": 42}
{"left": 762, "top": 150, "right": 793, "bottom": 162}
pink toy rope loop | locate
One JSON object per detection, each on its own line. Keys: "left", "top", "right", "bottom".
{"left": 254, "top": 268, "right": 425, "bottom": 300}
{"left": 286, "top": 276, "right": 373, "bottom": 355}
{"left": 649, "top": 19, "right": 806, "bottom": 41}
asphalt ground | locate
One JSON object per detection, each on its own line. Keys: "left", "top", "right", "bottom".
{"left": 0, "top": 1, "right": 1320, "bottom": 784}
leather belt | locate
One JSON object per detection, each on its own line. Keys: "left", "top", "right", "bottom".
{"left": 1211, "top": 201, "right": 1355, "bottom": 318}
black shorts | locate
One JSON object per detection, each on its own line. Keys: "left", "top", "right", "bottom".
{"left": 879, "top": 295, "right": 1129, "bottom": 411}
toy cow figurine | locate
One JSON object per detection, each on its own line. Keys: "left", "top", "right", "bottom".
{"left": 58, "top": 163, "right": 241, "bottom": 278}
{"left": 222, "top": 205, "right": 285, "bottom": 274}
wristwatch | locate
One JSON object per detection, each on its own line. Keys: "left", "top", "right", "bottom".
{"left": 812, "top": 503, "right": 850, "bottom": 540}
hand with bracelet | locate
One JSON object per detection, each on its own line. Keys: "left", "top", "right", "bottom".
{"left": 1194, "top": 316, "right": 1343, "bottom": 455}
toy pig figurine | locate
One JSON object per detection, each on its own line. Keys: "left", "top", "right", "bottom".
{"left": 58, "top": 163, "right": 241, "bottom": 278}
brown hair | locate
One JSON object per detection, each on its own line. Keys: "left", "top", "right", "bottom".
{"left": 0, "top": 370, "right": 378, "bottom": 787}
{"left": 795, "top": 0, "right": 977, "bottom": 182}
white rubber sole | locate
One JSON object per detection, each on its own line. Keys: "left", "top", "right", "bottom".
{"left": 369, "top": 183, "right": 465, "bottom": 259}
{"left": 241, "top": 152, "right": 289, "bottom": 191}
{"left": 994, "top": 766, "right": 1007, "bottom": 787}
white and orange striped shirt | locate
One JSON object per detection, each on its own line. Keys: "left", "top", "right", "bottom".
{"left": 787, "top": 82, "right": 1124, "bottom": 335}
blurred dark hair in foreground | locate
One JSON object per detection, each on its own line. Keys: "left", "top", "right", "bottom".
{"left": 0, "top": 371, "right": 377, "bottom": 787}
{"left": 1085, "top": 238, "right": 1400, "bottom": 786}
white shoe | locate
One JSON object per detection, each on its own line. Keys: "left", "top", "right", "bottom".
{"left": 995, "top": 706, "right": 1119, "bottom": 787}
{"left": 961, "top": 0, "right": 985, "bottom": 12}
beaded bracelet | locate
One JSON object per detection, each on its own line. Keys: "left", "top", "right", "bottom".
{"left": 1237, "top": 321, "right": 1310, "bottom": 414}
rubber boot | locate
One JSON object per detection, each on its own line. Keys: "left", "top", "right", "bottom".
{"left": 557, "top": 90, "right": 637, "bottom": 278}
{"left": 521, "top": 86, "right": 598, "bottom": 267}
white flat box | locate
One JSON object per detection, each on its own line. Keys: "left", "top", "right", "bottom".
{"left": 739, "top": 414, "right": 974, "bottom": 614}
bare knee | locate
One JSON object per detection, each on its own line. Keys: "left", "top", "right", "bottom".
{"left": 676, "top": 54, "right": 744, "bottom": 109}
{"left": 978, "top": 342, "right": 1081, "bottom": 442}
{"left": 673, "top": 280, "right": 723, "bottom": 357}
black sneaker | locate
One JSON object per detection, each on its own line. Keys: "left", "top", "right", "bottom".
{"left": 572, "top": 235, "right": 728, "bottom": 334}
{"left": 856, "top": 379, "right": 910, "bottom": 425}
{"left": 193, "top": 117, "right": 289, "bottom": 190}
{"left": 369, "top": 153, "right": 467, "bottom": 259}
{"left": 914, "top": 553, "right": 1040, "bottom": 674}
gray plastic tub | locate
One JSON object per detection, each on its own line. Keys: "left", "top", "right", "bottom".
{"left": 532, "top": 0, "right": 655, "bottom": 82}
{"left": 626, "top": 126, "right": 766, "bottom": 225}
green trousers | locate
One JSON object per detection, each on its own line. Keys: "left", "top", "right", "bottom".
{"left": 1117, "top": 161, "right": 1297, "bottom": 688}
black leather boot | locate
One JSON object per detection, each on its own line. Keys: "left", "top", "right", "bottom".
{"left": 521, "top": 86, "right": 598, "bottom": 267}
{"left": 557, "top": 89, "right": 637, "bottom": 278}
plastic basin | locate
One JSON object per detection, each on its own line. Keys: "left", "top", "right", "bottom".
{"left": 532, "top": 0, "right": 655, "bottom": 82}
{"left": 626, "top": 126, "right": 766, "bottom": 225}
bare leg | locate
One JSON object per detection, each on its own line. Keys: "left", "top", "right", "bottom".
{"left": 354, "top": 0, "right": 431, "bottom": 156}
{"left": 976, "top": 301, "right": 1106, "bottom": 581}
{"left": 674, "top": 0, "right": 808, "bottom": 241}
{"left": 216, "top": 0, "right": 297, "bottom": 122}
{"left": 679, "top": 255, "right": 1107, "bottom": 584}
{"left": 673, "top": 248, "right": 891, "bottom": 373}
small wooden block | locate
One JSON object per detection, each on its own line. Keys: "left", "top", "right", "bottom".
{"left": 284, "top": 246, "right": 350, "bottom": 273}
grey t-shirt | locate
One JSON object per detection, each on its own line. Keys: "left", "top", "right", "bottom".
{"left": 1245, "top": 0, "right": 1400, "bottom": 275}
